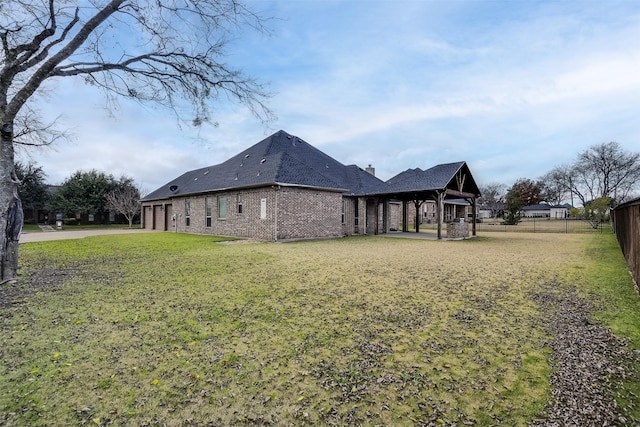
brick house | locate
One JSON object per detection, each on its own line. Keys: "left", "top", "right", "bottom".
{"left": 141, "top": 130, "right": 481, "bottom": 240}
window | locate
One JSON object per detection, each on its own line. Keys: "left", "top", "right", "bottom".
{"left": 341, "top": 200, "right": 345, "bottom": 224}
{"left": 205, "top": 197, "right": 212, "bottom": 227}
{"left": 185, "top": 199, "right": 191, "bottom": 226}
{"left": 218, "top": 196, "right": 228, "bottom": 219}
{"left": 237, "top": 194, "right": 243, "bottom": 214}
{"left": 260, "top": 198, "right": 267, "bottom": 219}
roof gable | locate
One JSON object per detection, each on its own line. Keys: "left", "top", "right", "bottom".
{"left": 386, "top": 162, "right": 480, "bottom": 197}
{"left": 143, "top": 130, "right": 388, "bottom": 200}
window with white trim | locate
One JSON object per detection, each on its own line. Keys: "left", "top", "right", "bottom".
{"left": 205, "top": 197, "right": 212, "bottom": 227}
{"left": 237, "top": 194, "right": 243, "bottom": 214}
{"left": 218, "top": 196, "right": 228, "bottom": 219}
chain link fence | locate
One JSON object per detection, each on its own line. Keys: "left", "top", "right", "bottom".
{"left": 408, "top": 218, "right": 613, "bottom": 234}
{"left": 475, "top": 218, "right": 613, "bottom": 234}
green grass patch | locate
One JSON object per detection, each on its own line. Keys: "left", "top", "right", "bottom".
{"left": 59, "top": 224, "right": 137, "bottom": 230}
{"left": 0, "top": 232, "right": 637, "bottom": 425}
{"left": 21, "top": 224, "right": 41, "bottom": 232}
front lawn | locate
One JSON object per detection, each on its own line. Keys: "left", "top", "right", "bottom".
{"left": 1, "top": 233, "right": 638, "bottom": 425}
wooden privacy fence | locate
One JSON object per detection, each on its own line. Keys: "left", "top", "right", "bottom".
{"left": 611, "top": 197, "right": 640, "bottom": 293}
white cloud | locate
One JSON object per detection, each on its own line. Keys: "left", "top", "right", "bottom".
{"left": 18, "top": 0, "right": 640, "bottom": 193}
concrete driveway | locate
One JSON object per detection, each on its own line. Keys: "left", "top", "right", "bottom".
{"left": 19, "top": 228, "right": 157, "bottom": 243}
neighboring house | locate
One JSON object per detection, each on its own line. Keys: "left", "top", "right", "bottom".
{"left": 477, "top": 207, "right": 493, "bottom": 220}
{"left": 23, "top": 184, "right": 137, "bottom": 226}
{"left": 550, "top": 203, "right": 572, "bottom": 219}
{"left": 21, "top": 185, "right": 58, "bottom": 224}
{"left": 141, "top": 130, "right": 481, "bottom": 241}
{"left": 522, "top": 203, "right": 572, "bottom": 219}
{"left": 522, "top": 204, "right": 551, "bottom": 218}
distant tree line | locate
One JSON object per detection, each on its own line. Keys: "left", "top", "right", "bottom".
{"left": 15, "top": 163, "right": 142, "bottom": 227}
{"left": 478, "top": 142, "right": 640, "bottom": 225}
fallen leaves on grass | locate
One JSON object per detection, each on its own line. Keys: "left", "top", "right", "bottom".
{"left": 530, "top": 283, "right": 640, "bottom": 426}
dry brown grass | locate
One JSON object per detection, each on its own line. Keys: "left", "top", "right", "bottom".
{"left": 1, "top": 232, "right": 636, "bottom": 426}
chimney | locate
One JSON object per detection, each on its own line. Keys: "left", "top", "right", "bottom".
{"left": 365, "top": 164, "right": 375, "bottom": 176}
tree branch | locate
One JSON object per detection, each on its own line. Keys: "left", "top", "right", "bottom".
{"left": 6, "top": 0, "right": 126, "bottom": 119}
{"left": 16, "top": 6, "right": 81, "bottom": 74}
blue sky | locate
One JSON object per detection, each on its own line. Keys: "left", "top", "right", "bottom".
{"left": 19, "top": 0, "right": 640, "bottom": 194}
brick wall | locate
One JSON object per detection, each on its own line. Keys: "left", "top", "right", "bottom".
{"left": 143, "top": 191, "right": 404, "bottom": 239}
{"left": 389, "top": 201, "right": 401, "bottom": 230}
{"left": 146, "top": 186, "right": 348, "bottom": 241}
{"left": 341, "top": 196, "right": 366, "bottom": 236}
{"left": 276, "top": 187, "right": 343, "bottom": 240}
{"left": 169, "top": 188, "right": 277, "bottom": 240}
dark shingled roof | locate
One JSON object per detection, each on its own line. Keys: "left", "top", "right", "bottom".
{"left": 522, "top": 203, "right": 552, "bottom": 210}
{"left": 385, "top": 162, "right": 472, "bottom": 193}
{"left": 142, "top": 130, "right": 389, "bottom": 201}
{"left": 142, "top": 130, "right": 480, "bottom": 202}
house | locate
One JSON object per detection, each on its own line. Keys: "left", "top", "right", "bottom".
{"left": 550, "top": 204, "right": 572, "bottom": 219}
{"left": 477, "top": 207, "right": 494, "bottom": 220}
{"left": 522, "top": 203, "right": 551, "bottom": 218}
{"left": 141, "top": 130, "right": 481, "bottom": 240}
{"left": 522, "top": 203, "right": 572, "bottom": 219}
{"left": 22, "top": 185, "right": 59, "bottom": 224}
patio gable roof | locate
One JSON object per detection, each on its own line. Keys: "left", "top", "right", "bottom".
{"left": 384, "top": 161, "right": 481, "bottom": 200}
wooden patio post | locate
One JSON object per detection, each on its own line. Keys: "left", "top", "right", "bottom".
{"left": 374, "top": 198, "right": 379, "bottom": 235}
{"left": 472, "top": 197, "right": 477, "bottom": 237}
{"left": 402, "top": 200, "right": 408, "bottom": 232}
{"left": 382, "top": 199, "right": 389, "bottom": 234}
{"left": 436, "top": 191, "right": 445, "bottom": 240}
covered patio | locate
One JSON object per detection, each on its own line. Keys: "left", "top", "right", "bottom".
{"left": 367, "top": 161, "right": 481, "bottom": 240}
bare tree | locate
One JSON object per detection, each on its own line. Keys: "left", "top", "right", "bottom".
{"left": 478, "top": 183, "right": 505, "bottom": 219}
{"left": 572, "top": 142, "right": 640, "bottom": 205}
{"left": 0, "top": 0, "right": 274, "bottom": 282}
{"left": 546, "top": 143, "right": 640, "bottom": 208}
{"left": 106, "top": 181, "right": 142, "bottom": 228}
{"left": 540, "top": 167, "right": 571, "bottom": 206}
{"left": 543, "top": 164, "right": 578, "bottom": 207}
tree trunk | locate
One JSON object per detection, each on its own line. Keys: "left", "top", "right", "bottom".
{"left": 1, "top": 123, "right": 23, "bottom": 283}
